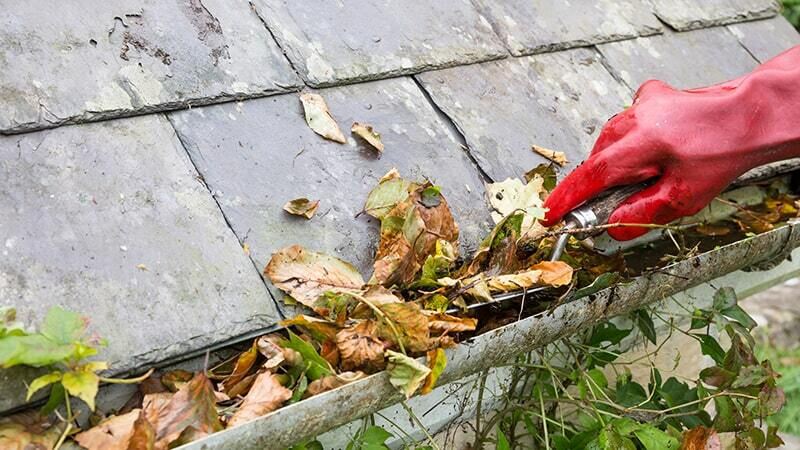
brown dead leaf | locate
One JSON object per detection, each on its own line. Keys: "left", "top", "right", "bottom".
{"left": 227, "top": 372, "right": 292, "bottom": 428}
{"left": 530, "top": 261, "right": 573, "bottom": 287}
{"left": 377, "top": 302, "right": 431, "bottom": 353}
{"left": 283, "top": 198, "right": 320, "bottom": 219}
{"left": 0, "top": 411, "right": 63, "bottom": 450}
{"left": 219, "top": 342, "right": 259, "bottom": 394}
{"left": 681, "top": 426, "right": 721, "bottom": 450}
{"left": 161, "top": 370, "right": 193, "bottom": 392}
{"left": 264, "top": 245, "right": 365, "bottom": 310}
{"left": 142, "top": 393, "right": 172, "bottom": 428}
{"left": 306, "top": 371, "right": 367, "bottom": 397}
{"left": 336, "top": 320, "right": 387, "bottom": 372}
{"left": 694, "top": 224, "right": 731, "bottom": 236}
{"left": 532, "top": 144, "right": 568, "bottom": 166}
{"left": 74, "top": 409, "right": 155, "bottom": 450}
{"left": 299, "top": 93, "right": 346, "bottom": 143}
{"left": 351, "top": 285, "right": 403, "bottom": 319}
{"left": 426, "top": 313, "right": 478, "bottom": 335}
{"left": 152, "top": 373, "right": 222, "bottom": 448}
{"left": 256, "top": 334, "right": 302, "bottom": 369}
{"left": 351, "top": 122, "right": 384, "bottom": 152}
{"left": 486, "top": 270, "right": 542, "bottom": 292}
{"left": 280, "top": 315, "right": 340, "bottom": 343}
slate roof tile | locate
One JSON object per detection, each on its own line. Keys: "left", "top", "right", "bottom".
{"left": 417, "top": 47, "right": 631, "bottom": 182}
{"left": 0, "top": 114, "right": 279, "bottom": 411}
{"left": 598, "top": 26, "right": 759, "bottom": 89}
{"left": 168, "top": 78, "right": 493, "bottom": 315}
{"left": 728, "top": 16, "right": 800, "bottom": 62}
{"left": 0, "top": 0, "right": 301, "bottom": 134}
{"left": 249, "top": 0, "right": 508, "bottom": 86}
{"left": 650, "top": 0, "right": 780, "bottom": 31}
{"left": 474, "top": 0, "right": 662, "bottom": 55}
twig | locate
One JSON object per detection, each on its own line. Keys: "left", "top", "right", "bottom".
{"left": 543, "top": 222, "right": 692, "bottom": 238}
{"left": 400, "top": 400, "right": 441, "bottom": 450}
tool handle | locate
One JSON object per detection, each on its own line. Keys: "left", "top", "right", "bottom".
{"left": 586, "top": 183, "right": 647, "bottom": 226}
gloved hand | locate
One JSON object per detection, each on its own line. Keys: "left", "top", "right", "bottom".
{"left": 542, "top": 45, "right": 800, "bottom": 241}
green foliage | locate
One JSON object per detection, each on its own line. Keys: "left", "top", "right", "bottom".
{"left": 280, "top": 330, "right": 334, "bottom": 381}
{"left": 783, "top": 0, "right": 800, "bottom": 29}
{"left": 756, "top": 340, "right": 800, "bottom": 435}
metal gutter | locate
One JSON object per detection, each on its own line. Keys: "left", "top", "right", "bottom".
{"left": 181, "top": 221, "right": 800, "bottom": 450}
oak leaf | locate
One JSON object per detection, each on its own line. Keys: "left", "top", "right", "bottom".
{"left": 299, "top": 93, "right": 346, "bottom": 143}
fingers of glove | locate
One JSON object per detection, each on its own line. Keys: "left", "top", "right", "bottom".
{"left": 633, "top": 79, "right": 674, "bottom": 102}
{"left": 542, "top": 147, "right": 660, "bottom": 226}
{"left": 605, "top": 180, "right": 690, "bottom": 241}
{"left": 590, "top": 109, "right": 637, "bottom": 155}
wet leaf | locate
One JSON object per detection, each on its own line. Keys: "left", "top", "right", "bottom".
{"left": 363, "top": 168, "right": 414, "bottom": 219}
{"left": 385, "top": 350, "right": 431, "bottom": 398}
{"left": 680, "top": 426, "right": 720, "bottom": 450}
{"left": 152, "top": 373, "right": 223, "bottom": 447}
{"left": 486, "top": 177, "right": 546, "bottom": 240}
{"left": 219, "top": 342, "right": 259, "bottom": 394}
{"left": 351, "top": 122, "right": 384, "bottom": 152}
{"left": 283, "top": 198, "right": 320, "bottom": 219}
{"left": 0, "top": 411, "right": 63, "bottom": 450}
{"left": 280, "top": 315, "right": 340, "bottom": 342}
{"left": 299, "top": 93, "right": 346, "bottom": 143}
{"left": 227, "top": 372, "right": 292, "bottom": 428}
{"left": 336, "top": 320, "right": 387, "bottom": 372}
{"left": 305, "top": 371, "right": 366, "bottom": 397}
{"left": 377, "top": 302, "right": 430, "bottom": 353}
{"left": 425, "top": 313, "right": 477, "bottom": 334}
{"left": 74, "top": 409, "right": 155, "bottom": 450}
{"left": 532, "top": 144, "right": 568, "bottom": 166}
{"left": 420, "top": 348, "right": 447, "bottom": 395}
{"left": 280, "top": 331, "right": 334, "bottom": 380}
{"left": 264, "top": 245, "right": 365, "bottom": 310}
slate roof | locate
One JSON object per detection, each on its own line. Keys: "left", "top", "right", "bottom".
{"left": 1, "top": 0, "right": 798, "bottom": 411}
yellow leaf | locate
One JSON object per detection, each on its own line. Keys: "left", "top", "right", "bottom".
{"left": 426, "top": 313, "right": 478, "bottom": 334}
{"left": 62, "top": 368, "right": 100, "bottom": 411}
{"left": 26, "top": 371, "right": 62, "bottom": 401}
{"left": 420, "top": 348, "right": 447, "bottom": 395}
{"left": 299, "top": 93, "right": 346, "bottom": 143}
{"left": 351, "top": 122, "right": 384, "bottom": 152}
{"left": 532, "top": 144, "right": 569, "bottom": 166}
{"left": 385, "top": 350, "right": 431, "bottom": 399}
{"left": 377, "top": 302, "right": 430, "bottom": 353}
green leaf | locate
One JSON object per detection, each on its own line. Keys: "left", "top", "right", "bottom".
{"left": 281, "top": 331, "right": 334, "bottom": 381}
{"left": 721, "top": 305, "right": 757, "bottom": 330}
{"left": 62, "top": 368, "right": 100, "bottom": 411}
{"left": 420, "top": 185, "right": 442, "bottom": 208}
{"left": 713, "top": 396, "right": 740, "bottom": 432}
{"left": 0, "top": 335, "right": 75, "bottom": 368}
{"left": 731, "top": 365, "right": 770, "bottom": 388}
{"left": 26, "top": 371, "right": 63, "bottom": 400}
{"left": 496, "top": 426, "right": 511, "bottom": 450}
{"left": 610, "top": 417, "right": 640, "bottom": 436}
{"left": 41, "top": 382, "right": 65, "bottom": 415}
{"left": 712, "top": 287, "right": 737, "bottom": 311}
{"left": 696, "top": 334, "right": 726, "bottom": 364}
{"left": 600, "top": 427, "right": 636, "bottom": 450}
{"left": 363, "top": 172, "right": 413, "bottom": 219}
{"left": 385, "top": 350, "right": 431, "bottom": 398}
{"left": 573, "top": 273, "right": 620, "bottom": 300}
{"left": 290, "top": 375, "right": 308, "bottom": 404}
{"left": 0, "top": 307, "right": 27, "bottom": 338}
{"left": 524, "top": 164, "right": 557, "bottom": 191}
{"left": 690, "top": 309, "right": 710, "bottom": 330}
{"left": 361, "top": 426, "right": 392, "bottom": 450}
{"left": 41, "top": 306, "right": 85, "bottom": 345}
{"left": 633, "top": 425, "right": 679, "bottom": 450}
{"left": 589, "top": 322, "right": 631, "bottom": 347}
{"left": 633, "top": 309, "right": 657, "bottom": 345}
{"left": 766, "top": 425, "right": 784, "bottom": 448}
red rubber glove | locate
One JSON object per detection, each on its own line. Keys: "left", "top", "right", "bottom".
{"left": 542, "top": 45, "right": 800, "bottom": 241}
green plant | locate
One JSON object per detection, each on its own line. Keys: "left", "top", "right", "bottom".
{"left": 756, "top": 339, "right": 800, "bottom": 435}
{"left": 783, "top": 0, "right": 800, "bottom": 29}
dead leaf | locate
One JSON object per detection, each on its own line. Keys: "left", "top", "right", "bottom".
{"left": 152, "top": 373, "right": 223, "bottom": 448}
{"left": 306, "top": 371, "right": 367, "bottom": 397}
{"left": 280, "top": 315, "right": 340, "bottom": 342}
{"left": 363, "top": 168, "right": 414, "bottom": 219}
{"left": 0, "top": 411, "right": 63, "bottom": 450}
{"left": 351, "top": 122, "right": 384, "bottom": 152}
{"left": 694, "top": 225, "right": 731, "bottom": 236}
{"left": 486, "top": 177, "right": 546, "bottom": 240}
{"left": 385, "top": 350, "right": 431, "bottom": 398}
{"left": 420, "top": 348, "right": 447, "bottom": 395}
{"left": 486, "top": 270, "right": 542, "bottom": 292}
{"left": 283, "top": 198, "right": 320, "bottom": 219}
{"left": 377, "top": 302, "right": 431, "bottom": 353}
{"left": 264, "top": 245, "right": 365, "bottom": 310}
{"left": 425, "top": 312, "right": 478, "bottom": 334}
{"left": 532, "top": 145, "right": 568, "bottom": 166}
{"left": 351, "top": 285, "right": 403, "bottom": 319}
{"left": 336, "top": 320, "right": 387, "bottom": 372}
{"left": 256, "top": 334, "right": 302, "bottom": 369}
{"left": 227, "top": 372, "right": 292, "bottom": 428}
{"left": 530, "top": 261, "right": 573, "bottom": 287}
{"left": 299, "top": 93, "right": 346, "bottom": 143}
{"left": 142, "top": 393, "right": 172, "bottom": 428}
{"left": 74, "top": 409, "right": 155, "bottom": 450}
{"left": 161, "top": 370, "right": 193, "bottom": 393}
{"left": 219, "top": 342, "right": 259, "bottom": 394}
{"left": 681, "top": 426, "right": 721, "bottom": 450}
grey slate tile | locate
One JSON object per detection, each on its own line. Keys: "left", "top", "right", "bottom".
{"left": 598, "top": 27, "right": 759, "bottom": 90}
{"left": 473, "top": 0, "right": 662, "bottom": 56}
{"left": 0, "top": 115, "right": 278, "bottom": 411}
{"left": 416, "top": 47, "right": 631, "bottom": 182}
{"left": 728, "top": 17, "right": 800, "bottom": 62}
{"left": 168, "top": 78, "right": 493, "bottom": 314}
{"left": 0, "top": 0, "right": 301, "bottom": 134}
{"left": 650, "top": 0, "right": 779, "bottom": 31}
{"left": 249, "top": 0, "right": 508, "bottom": 87}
